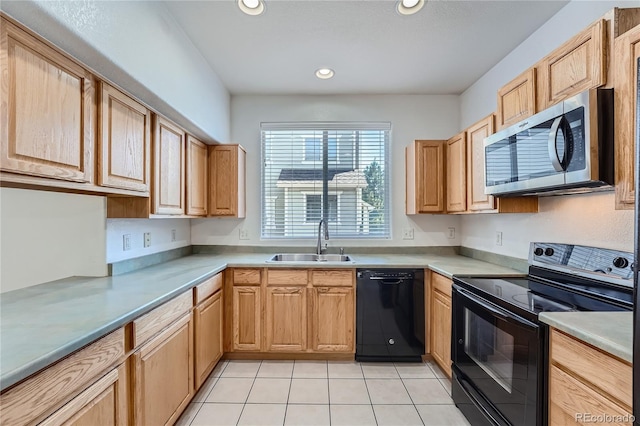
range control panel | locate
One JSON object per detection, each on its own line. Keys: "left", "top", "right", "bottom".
{"left": 530, "top": 242, "right": 633, "bottom": 285}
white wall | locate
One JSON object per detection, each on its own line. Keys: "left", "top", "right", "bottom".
{"left": 0, "top": 188, "right": 107, "bottom": 293}
{"left": 106, "top": 219, "right": 191, "bottom": 263}
{"left": 0, "top": 0, "right": 230, "bottom": 143}
{"left": 192, "top": 95, "right": 463, "bottom": 247}
{"left": 459, "top": 0, "right": 637, "bottom": 259}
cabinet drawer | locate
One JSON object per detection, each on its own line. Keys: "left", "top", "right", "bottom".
{"left": 431, "top": 272, "right": 452, "bottom": 297}
{"left": 550, "top": 329, "right": 631, "bottom": 409}
{"left": 0, "top": 328, "right": 125, "bottom": 426}
{"left": 267, "top": 269, "right": 308, "bottom": 286}
{"left": 133, "top": 291, "right": 192, "bottom": 348}
{"left": 549, "top": 364, "right": 632, "bottom": 425}
{"left": 233, "top": 268, "right": 262, "bottom": 285}
{"left": 194, "top": 273, "right": 223, "bottom": 305}
{"left": 311, "top": 270, "right": 353, "bottom": 287}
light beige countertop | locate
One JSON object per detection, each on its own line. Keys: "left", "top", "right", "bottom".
{"left": 539, "top": 311, "right": 632, "bottom": 363}
{"left": 0, "top": 252, "right": 523, "bottom": 391}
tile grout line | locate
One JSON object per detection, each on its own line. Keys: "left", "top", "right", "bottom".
{"left": 395, "top": 362, "right": 426, "bottom": 425}
{"left": 359, "top": 362, "right": 380, "bottom": 426}
{"left": 235, "top": 360, "right": 262, "bottom": 426}
{"left": 283, "top": 360, "right": 295, "bottom": 426}
{"left": 183, "top": 360, "right": 229, "bottom": 426}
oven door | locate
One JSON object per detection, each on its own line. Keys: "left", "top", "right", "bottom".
{"left": 452, "top": 285, "right": 540, "bottom": 426}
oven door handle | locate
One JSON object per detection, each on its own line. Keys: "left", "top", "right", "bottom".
{"left": 457, "top": 374, "right": 511, "bottom": 426}
{"left": 455, "top": 286, "right": 538, "bottom": 329}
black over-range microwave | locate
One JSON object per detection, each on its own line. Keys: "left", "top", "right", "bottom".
{"left": 483, "top": 88, "right": 614, "bottom": 196}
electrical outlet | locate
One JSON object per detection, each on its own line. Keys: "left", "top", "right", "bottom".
{"left": 448, "top": 227, "right": 455, "bottom": 239}
{"left": 402, "top": 228, "right": 414, "bottom": 240}
{"left": 144, "top": 232, "right": 151, "bottom": 248}
{"left": 123, "top": 234, "right": 131, "bottom": 251}
{"left": 495, "top": 231, "right": 503, "bottom": 246}
{"left": 171, "top": 229, "right": 177, "bottom": 242}
{"left": 239, "top": 228, "right": 249, "bottom": 240}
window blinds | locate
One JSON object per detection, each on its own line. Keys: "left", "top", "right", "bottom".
{"left": 261, "top": 122, "right": 391, "bottom": 239}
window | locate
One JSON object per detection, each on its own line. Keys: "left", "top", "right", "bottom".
{"left": 305, "top": 194, "right": 337, "bottom": 222}
{"left": 261, "top": 122, "right": 390, "bottom": 239}
{"left": 304, "top": 138, "right": 337, "bottom": 161}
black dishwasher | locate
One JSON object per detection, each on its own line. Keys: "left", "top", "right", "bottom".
{"left": 356, "top": 269, "right": 425, "bottom": 362}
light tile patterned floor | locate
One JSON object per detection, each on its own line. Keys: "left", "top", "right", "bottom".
{"left": 176, "top": 360, "right": 470, "bottom": 426}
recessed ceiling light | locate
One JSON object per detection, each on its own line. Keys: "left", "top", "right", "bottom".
{"left": 238, "top": 0, "right": 265, "bottom": 16}
{"left": 397, "top": 0, "right": 425, "bottom": 15}
{"left": 315, "top": 68, "right": 335, "bottom": 79}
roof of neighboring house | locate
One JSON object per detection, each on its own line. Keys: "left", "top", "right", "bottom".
{"left": 278, "top": 168, "right": 353, "bottom": 181}
{"left": 277, "top": 168, "right": 369, "bottom": 189}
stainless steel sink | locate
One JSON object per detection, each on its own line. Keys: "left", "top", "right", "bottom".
{"left": 268, "top": 253, "right": 352, "bottom": 262}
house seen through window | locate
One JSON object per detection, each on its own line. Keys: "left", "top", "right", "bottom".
{"left": 261, "top": 122, "right": 390, "bottom": 239}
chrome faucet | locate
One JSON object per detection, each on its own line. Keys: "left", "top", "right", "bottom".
{"left": 317, "top": 219, "right": 329, "bottom": 255}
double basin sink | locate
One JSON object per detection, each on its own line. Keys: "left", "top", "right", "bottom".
{"left": 268, "top": 253, "right": 353, "bottom": 262}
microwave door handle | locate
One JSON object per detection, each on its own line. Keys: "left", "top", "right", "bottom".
{"left": 548, "top": 117, "right": 564, "bottom": 172}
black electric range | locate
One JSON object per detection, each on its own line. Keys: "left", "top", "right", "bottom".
{"left": 451, "top": 243, "right": 633, "bottom": 426}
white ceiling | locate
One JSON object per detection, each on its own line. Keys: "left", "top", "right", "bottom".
{"left": 165, "top": 0, "right": 569, "bottom": 95}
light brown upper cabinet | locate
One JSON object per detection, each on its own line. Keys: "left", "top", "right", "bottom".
{"left": 537, "top": 20, "right": 606, "bottom": 110}
{"left": 466, "top": 115, "right": 496, "bottom": 211}
{"left": 446, "top": 132, "right": 466, "bottom": 213}
{"left": 209, "top": 144, "right": 246, "bottom": 218}
{"left": 497, "top": 68, "right": 536, "bottom": 130}
{"left": 186, "top": 135, "right": 208, "bottom": 216}
{"left": 152, "top": 116, "right": 186, "bottom": 215}
{"left": 465, "top": 115, "right": 538, "bottom": 213}
{"left": 614, "top": 23, "right": 640, "bottom": 210}
{"left": 0, "top": 17, "right": 95, "bottom": 184}
{"left": 98, "top": 82, "right": 151, "bottom": 193}
{"left": 406, "top": 140, "right": 446, "bottom": 214}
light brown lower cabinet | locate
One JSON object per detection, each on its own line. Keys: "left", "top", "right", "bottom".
{"left": 311, "top": 286, "right": 355, "bottom": 352}
{"left": 548, "top": 328, "right": 632, "bottom": 425}
{"left": 229, "top": 268, "right": 355, "bottom": 355}
{"left": 265, "top": 286, "right": 308, "bottom": 352}
{"left": 40, "top": 363, "right": 128, "bottom": 426}
{"left": 132, "top": 312, "right": 194, "bottom": 426}
{"left": 428, "top": 272, "right": 452, "bottom": 378}
{"left": 232, "top": 285, "right": 262, "bottom": 351}
{"left": 194, "top": 290, "right": 223, "bottom": 389}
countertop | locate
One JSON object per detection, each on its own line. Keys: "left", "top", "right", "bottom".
{"left": 539, "top": 311, "right": 632, "bottom": 363}
{"left": 1, "top": 252, "right": 522, "bottom": 391}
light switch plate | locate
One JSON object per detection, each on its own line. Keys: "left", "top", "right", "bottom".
{"left": 171, "top": 229, "right": 176, "bottom": 242}
{"left": 144, "top": 232, "right": 151, "bottom": 248}
{"left": 123, "top": 234, "right": 131, "bottom": 251}
{"left": 495, "top": 231, "right": 503, "bottom": 246}
{"left": 402, "top": 228, "right": 414, "bottom": 240}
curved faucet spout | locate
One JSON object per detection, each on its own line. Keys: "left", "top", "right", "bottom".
{"left": 317, "top": 219, "right": 329, "bottom": 255}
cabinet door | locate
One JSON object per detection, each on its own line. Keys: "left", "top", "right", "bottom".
{"left": 209, "top": 144, "right": 246, "bottom": 217}
{"left": 232, "top": 286, "right": 262, "bottom": 351}
{"left": 614, "top": 24, "right": 640, "bottom": 210}
{"left": 265, "top": 286, "right": 307, "bottom": 352}
{"left": 194, "top": 291, "right": 223, "bottom": 389}
{"left": 186, "top": 135, "right": 208, "bottom": 216}
{"left": 538, "top": 20, "right": 606, "bottom": 109}
{"left": 311, "top": 287, "right": 354, "bottom": 352}
{"left": 132, "top": 313, "right": 193, "bottom": 426}
{"left": 406, "top": 140, "right": 445, "bottom": 214}
{"left": 98, "top": 82, "right": 151, "bottom": 192}
{"left": 430, "top": 273, "right": 452, "bottom": 378}
{"left": 497, "top": 68, "right": 536, "bottom": 130}
{"left": 0, "top": 18, "right": 95, "bottom": 183}
{"left": 466, "top": 115, "right": 496, "bottom": 211}
{"left": 152, "top": 116, "right": 185, "bottom": 215}
{"left": 446, "top": 132, "right": 466, "bottom": 213}
{"left": 39, "top": 364, "right": 127, "bottom": 426}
